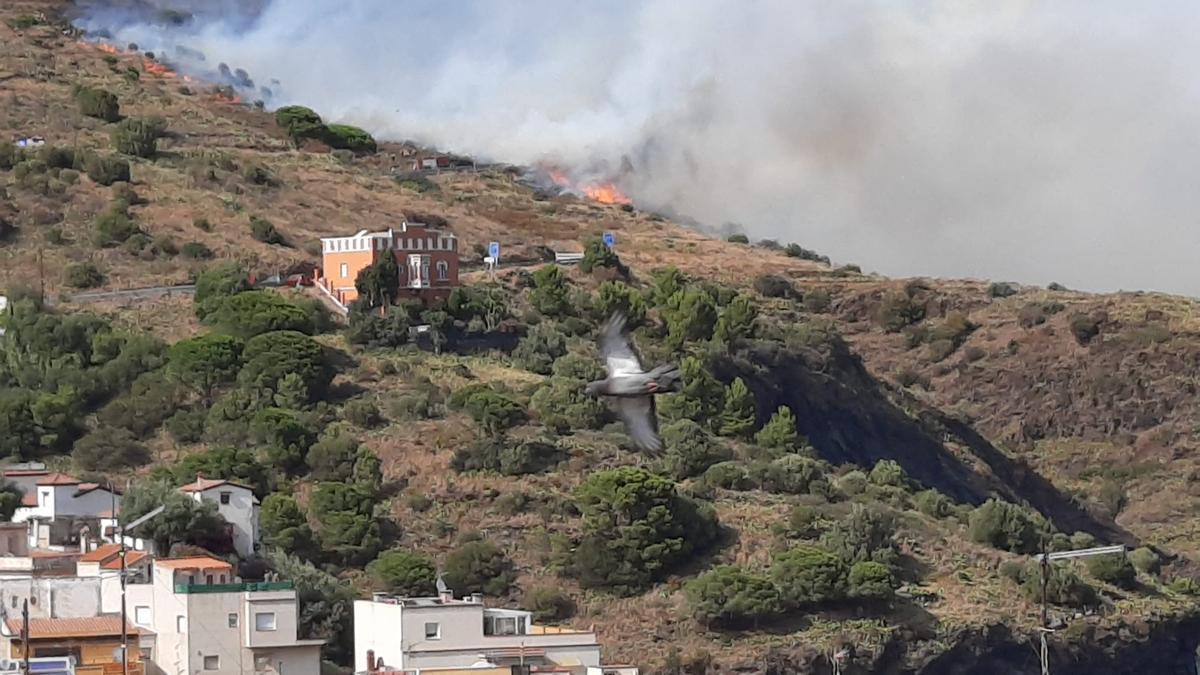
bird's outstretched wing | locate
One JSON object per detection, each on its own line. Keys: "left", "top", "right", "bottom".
{"left": 598, "top": 312, "right": 645, "bottom": 377}
{"left": 614, "top": 395, "right": 662, "bottom": 452}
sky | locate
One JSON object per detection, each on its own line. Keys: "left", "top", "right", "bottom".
{"left": 73, "top": 0, "right": 1200, "bottom": 296}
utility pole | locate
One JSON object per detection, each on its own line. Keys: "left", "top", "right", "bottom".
{"left": 21, "top": 598, "right": 29, "bottom": 675}
{"left": 36, "top": 248, "right": 44, "bottom": 307}
{"left": 1032, "top": 544, "right": 1127, "bottom": 675}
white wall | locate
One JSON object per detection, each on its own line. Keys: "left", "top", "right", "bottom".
{"left": 354, "top": 600, "right": 405, "bottom": 672}
{"left": 193, "top": 487, "right": 258, "bottom": 558}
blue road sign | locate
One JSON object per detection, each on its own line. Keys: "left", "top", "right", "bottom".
{"left": 488, "top": 241, "right": 500, "bottom": 260}
{"left": 602, "top": 232, "right": 615, "bottom": 248}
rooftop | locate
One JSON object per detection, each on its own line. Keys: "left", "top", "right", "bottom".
{"left": 178, "top": 476, "right": 255, "bottom": 494}
{"left": 105, "top": 550, "right": 148, "bottom": 569}
{"left": 36, "top": 472, "right": 80, "bottom": 486}
{"left": 4, "top": 616, "right": 140, "bottom": 639}
{"left": 155, "top": 556, "right": 233, "bottom": 571}
{"left": 319, "top": 220, "right": 454, "bottom": 242}
{"left": 78, "top": 543, "right": 121, "bottom": 563}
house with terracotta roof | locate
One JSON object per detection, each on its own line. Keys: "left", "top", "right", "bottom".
{"left": 179, "top": 476, "right": 260, "bottom": 558}
{"left": 2, "top": 467, "right": 120, "bottom": 552}
{"left": 0, "top": 615, "right": 146, "bottom": 675}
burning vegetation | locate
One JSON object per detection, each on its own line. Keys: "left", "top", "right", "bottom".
{"left": 537, "top": 165, "right": 632, "bottom": 206}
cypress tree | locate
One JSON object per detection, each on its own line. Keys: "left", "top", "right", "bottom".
{"left": 719, "top": 377, "right": 756, "bottom": 438}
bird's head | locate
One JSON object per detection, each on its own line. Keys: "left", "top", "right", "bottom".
{"left": 583, "top": 381, "right": 602, "bottom": 398}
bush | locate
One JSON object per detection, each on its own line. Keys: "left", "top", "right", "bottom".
{"left": 1069, "top": 314, "right": 1101, "bottom": 345}
{"left": 878, "top": 291, "right": 925, "bottom": 332}
{"left": 530, "top": 377, "right": 608, "bottom": 433}
{"left": 343, "top": 399, "right": 383, "bottom": 428}
{"left": 462, "top": 390, "right": 527, "bottom": 435}
{"left": 275, "top": 106, "right": 326, "bottom": 145}
{"left": 868, "top": 460, "right": 909, "bottom": 489}
{"left": 84, "top": 154, "right": 131, "bottom": 186}
{"left": 661, "top": 420, "right": 733, "bottom": 479}
{"left": 165, "top": 408, "right": 206, "bottom": 443}
{"left": 92, "top": 205, "right": 141, "bottom": 248}
{"left": 847, "top": 561, "right": 895, "bottom": 600}
{"left": 368, "top": 550, "right": 436, "bottom": 596}
{"left": 770, "top": 544, "right": 846, "bottom": 607}
{"left": 580, "top": 236, "right": 625, "bottom": 275}
{"left": 75, "top": 86, "right": 120, "bottom": 122}
{"left": 249, "top": 216, "right": 285, "bottom": 245}
{"left": 237, "top": 330, "right": 331, "bottom": 403}
{"left": 324, "top": 124, "right": 377, "bottom": 153}
{"left": 112, "top": 117, "right": 168, "bottom": 158}
{"left": 259, "top": 493, "right": 316, "bottom": 558}
{"left": 819, "top": 503, "right": 899, "bottom": 568}
{"left": 836, "top": 470, "right": 869, "bottom": 496}
{"left": 663, "top": 288, "right": 718, "bottom": 349}
{"left": 718, "top": 378, "right": 756, "bottom": 439}
{"left": 1169, "top": 578, "right": 1200, "bottom": 595}
{"left": 785, "top": 243, "right": 830, "bottom": 263}
{"left": 451, "top": 438, "right": 563, "bottom": 476}
{"left": 754, "top": 406, "right": 799, "bottom": 451}
{"left": 205, "top": 291, "right": 314, "bottom": 339}
{"left": 685, "top": 566, "right": 780, "bottom": 628}
{"left": 702, "top": 462, "right": 753, "bottom": 490}
{"left": 968, "top": 499, "right": 1050, "bottom": 555}
{"left": 530, "top": 265, "right": 572, "bottom": 317}
{"left": 914, "top": 489, "right": 952, "bottom": 518}
{"left": 1022, "top": 562, "right": 1097, "bottom": 607}
{"left": 752, "top": 274, "right": 793, "bottom": 300}
{"left": 308, "top": 481, "right": 383, "bottom": 566}
{"left": 524, "top": 587, "right": 576, "bottom": 623}
{"left": 443, "top": 540, "right": 516, "bottom": 596}
{"left": 64, "top": 262, "right": 105, "bottom": 289}
{"left": 72, "top": 427, "right": 152, "bottom": 470}
{"left": 803, "top": 288, "right": 832, "bottom": 313}
{"left": 513, "top": 322, "right": 568, "bottom": 374}
{"left": 1086, "top": 555, "right": 1137, "bottom": 589}
{"left": 571, "top": 467, "right": 719, "bottom": 594}
{"left": 1129, "top": 547, "right": 1161, "bottom": 575}
{"left": 988, "top": 282, "right": 1019, "bottom": 298}
{"left": 180, "top": 241, "right": 214, "bottom": 259}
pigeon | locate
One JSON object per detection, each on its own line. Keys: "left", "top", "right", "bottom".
{"left": 584, "top": 312, "right": 682, "bottom": 451}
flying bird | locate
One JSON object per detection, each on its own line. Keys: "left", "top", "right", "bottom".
{"left": 584, "top": 312, "right": 682, "bottom": 451}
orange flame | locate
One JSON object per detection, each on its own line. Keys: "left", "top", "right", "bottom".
{"left": 143, "top": 59, "right": 177, "bottom": 78}
{"left": 96, "top": 43, "right": 120, "bottom": 55}
{"left": 582, "top": 182, "right": 632, "bottom": 205}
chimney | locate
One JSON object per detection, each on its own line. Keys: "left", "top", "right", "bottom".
{"left": 365, "top": 650, "right": 376, "bottom": 673}
{"left": 469, "top": 593, "right": 483, "bottom": 604}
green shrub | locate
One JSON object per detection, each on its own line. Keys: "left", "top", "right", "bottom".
{"left": 462, "top": 390, "right": 527, "bottom": 435}
{"left": 753, "top": 274, "right": 793, "bottom": 299}
{"left": 111, "top": 117, "right": 167, "bottom": 158}
{"left": 661, "top": 419, "right": 732, "bottom": 480}
{"left": 64, "top": 262, "right": 105, "bottom": 289}
{"left": 180, "top": 241, "right": 214, "bottom": 259}
{"left": 580, "top": 236, "right": 625, "bottom": 275}
{"left": 726, "top": 233, "right": 749, "bottom": 244}
{"left": 999, "top": 560, "right": 1026, "bottom": 583}
{"left": 84, "top": 153, "right": 131, "bottom": 186}
{"left": 847, "top": 561, "right": 895, "bottom": 600}
{"left": 324, "top": 124, "right": 377, "bottom": 153}
{"left": 783, "top": 505, "right": 823, "bottom": 539}
{"left": 75, "top": 86, "right": 120, "bottom": 122}
{"left": 702, "top": 462, "right": 753, "bottom": 490}
{"left": 988, "top": 282, "right": 1019, "bottom": 298}
{"left": 237, "top": 330, "right": 331, "bottom": 402}
{"left": 868, "top": 460, "right": 909, "bottom": 489}
{"left": 275, "top": 106, "right": 326, "bottom": 145}
{"left": 368, "top": 550, "right": 436, "bottom": 596}
{"left": 1129, "top": 547, "right": 1161, "bottom": 575}
{"left": 878, "top": 291, "right": 925, "bottom": 332}
{"left": 343, "top": 398, "right": 383, "bottom": 428}
{"left": 451, "top": 438, "right": 563, "bottom": 476}
{"left": 803, "top": 288, "right": 832, "bottom": 313}
{"left": 685, "top": 566, "right": 780, "bottom": 628}
{"left": 1022, "top": 562, "right": 1097, "bottom": 607}
{"left": 1069, "top": 314, "right": 1101, "bottom": 345}
{"left": 968, "top": 499, "right": 1050, "bottom": 555}
{"left": 914, "top": 489, "right": 952, "bottom": 518}
{"left": 530, "top": 377, "right": 608, "bottom": 433}
{"left": 72, "top": 427, "right": 152, "bottom": 470}
{"left": 0, "top": 141, "right": 19, "bottom": 170}
{"left": 513, "top": 322, "right": 568, "bottom": 374}
{"left": 524, "top": 587, "right": 576, "bottom": 623}
{"left": 1086, "top": 555, "right": 1137, "bottom": 589}
{"left": 836, "top": 470, "right": 869, "bottom": 496}
{"left": 249, "top": 216, "right": 285, "bottom": 245}
{"left": 387, "top": 389, "right": 439, "bottom": 421}
{"left": 165, "top": 408, "right": 206, "bottom": 443}
{"left": 819, "top": 503, "right": 898, "bottom": 568}
{"left": 748, "top": 455, "right": 825, "bottom": 494}
{"left": 205, "top": 290, "right": 314, "bottom": 339}
{"left": 770, "top": 544, "right": 846, "bottom": 607}
{"left": 754, "top": 406, "right": 799, "bottom": 451}
{"left": 571, "top": 467, "right": 719, "bottom": 594}
{"left": 240, "top": 162, "right": 278, "bottom": 186}
{"left": 443, "top": 540, "right": 516, "bottom": 596}
{"left": 1168, "top": 578, "right": 1200, "bottom": 596}
{"left": 785, "top": 243, "right": 830, "bottom": 264}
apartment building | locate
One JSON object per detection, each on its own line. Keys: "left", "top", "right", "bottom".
{"left": 316, "top": 218, "right": 460, "bottom": 309}
{"left": 353, "top": 587, "right": 617, "bottom": 674}
{"left": 2, "top": 468, "right": 120, "bottom": 552}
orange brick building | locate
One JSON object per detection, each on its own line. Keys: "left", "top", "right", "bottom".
{"left": 315, "top": 218, "right": 460, "bottom": 309}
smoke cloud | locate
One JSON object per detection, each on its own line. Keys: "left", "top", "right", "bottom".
{"left": 72, "top": 1, "right": 1200, "bottom": 295}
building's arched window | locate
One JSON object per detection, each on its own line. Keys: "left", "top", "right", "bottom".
{"left": 436, "top": 260, "right": 449, "bottom": 281}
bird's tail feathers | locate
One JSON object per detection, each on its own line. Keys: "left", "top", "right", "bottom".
{"left": 648, "top": 363, "right": 682, "bottom": 392}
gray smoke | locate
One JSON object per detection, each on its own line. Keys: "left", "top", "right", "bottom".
{"left": 72, "top": 1, "right": 1200, "bottom": 295}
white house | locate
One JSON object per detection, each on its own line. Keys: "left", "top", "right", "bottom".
{"left": 354, "top": 587, "right": 624, "bottom": 675}
{"left": 2, "top": 469, "right": 120, "bottom": 551}
{"left": 179, "top": 477, "right": 260, "bottom": 558}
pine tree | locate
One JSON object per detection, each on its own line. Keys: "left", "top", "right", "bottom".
{"left": 658, "top": 356, "right": 724, "bottom": 428}
{"left": 719, "top": 377, "right": 756, "bottom": 438}
{"left": 755, "top": 405, "right": 799, "bottom": 450}
{"left": 714, "top": 294, "right": 758, "bottom": 346}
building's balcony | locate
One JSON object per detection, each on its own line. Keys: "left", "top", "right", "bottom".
{"left": 174, "top": 581, "right": 294, "bottom": 594}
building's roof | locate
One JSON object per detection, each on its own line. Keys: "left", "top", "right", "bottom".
{"left": 155, "top": 556, "right": 233, "bottom": 571}
{"left": 79, "top": 543, "right": 121, "bottom": 563}
{"left": 4, "top": 616, "right": 140, "bottom": 639}
{"left": 75, "top": 482, "right": 119, "bottom": 497}
{"left": 102, "top": 550, "right": 148, "bottom": 570}
{"left": 36, "top": 472, "right": 81, "bottom": 486}
{"left": 179, "top": 476, "right": 254, "bottom": 494}
{"left": 20, "top": 493, "right": 37, "bottom": 507}
{"left": 30, "top": 549, "right": 81, "bottom": 560}
{"left": 2, "top": 469, "right": 49, "bottom": 478}
{"left": 319, "top": 221, "right": 455, "bottom": 242}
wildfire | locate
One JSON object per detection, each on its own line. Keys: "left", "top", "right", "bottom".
{"left": 540, "top": 165, "right": 632, "bottom": 205}
{"left": 143, "top": 59, "right": 177, "bottom": 78}
{"left": 96, "top": 43, "right": 120, "bottom": 55}
{"left": 581, "top": 182, "right": 632, "bottom": 205}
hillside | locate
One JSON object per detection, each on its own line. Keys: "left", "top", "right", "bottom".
{"left": 4, "top": 3, "right": 1200, "bottom": 674}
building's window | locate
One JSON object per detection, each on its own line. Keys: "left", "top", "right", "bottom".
{"left": 339, "top": 262, "right": 349, "bottom": 278}
{"left": 219, "top": 574, "right": 226, "bottom": 583}
{"left": 486, "top": 616, "right": 521, "bottom": 636}
{"left": 9, "top": 596, "right": 15, "bottom": 609}
{"left": 219, "top": 491, "right": 231, "bottom": 505}
{"left": 436, "top": 261, "right": 448, "bottom": 281}
{"left": 206, "top": 574, "right": 214, "bottom": 585}
{"left": 254, "top": 656, "right": 270, "bottom": 671}
{"left": 28, "top": 595, "right": 35, "bottom": 606}
{"left": 255, "top": 612, "right": 277, "bottom": 631}
{"left": 134, "top": 606, "right": 151, "bottom": 625}
{"left": 228, "top": 613, "right": 238, "bottom": 628}
{"left": 188, "top": 575, "right": 196, "bottom": 585}
{"left": 176, "top": 615, "right": 186, "bottom": 632}
{"left": 139, "top": 648, "right": 152, "bottom": 661}
{"left": 39, "top": 491, "right": 46, "bottom": 507}
{"left": 424, "top": 622, "right": 440, "bottom": 639}
{"left": 203, "top": 655, "right": 220, "bottom": 670}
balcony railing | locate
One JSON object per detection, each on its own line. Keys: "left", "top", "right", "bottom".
{"left": 174, "top": 581, "right": 294, "bottom": 594}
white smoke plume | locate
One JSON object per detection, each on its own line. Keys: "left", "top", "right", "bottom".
{"left": 72, "top": 1, "right": 1200, "bottom": 295}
